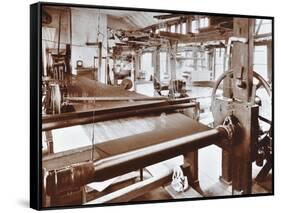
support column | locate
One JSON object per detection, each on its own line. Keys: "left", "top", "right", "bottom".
{"left": 134, "top": 51, "right": 141, "bottom": 81}
{"left": 179, "top": 19, "right": 183, "bottom": 34}
{"left": 267, "top": 42, "right": 272, "bottom": 83}
{"left": 153, "top": 47, "right": 161, "bottom": 81}
{"left": 186, "top": 17, "right": 192, "bottom": 34}
{"left": 232, "top": 18, "right": 254, "bottom": 102}
{"left": 221, "top": 18, "right": 257, "bottom": 194}
{"left": 166, "top": 24, "right": 170, "bottom": 32}
{"left": 169, "top": 42, "right": 177, "bottom": 80}
{"left": 130, "top": 54, "right": 135, "bottom": 91}
{"left": 184, "top": 152, "right": 200, "bottom": 191}
{"left": 183, "top": 18, "right": 200, "bottom": 191}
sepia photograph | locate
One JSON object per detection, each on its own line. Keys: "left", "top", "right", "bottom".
{"left": 31, "top": 2, "right": 273, "bottom": 209}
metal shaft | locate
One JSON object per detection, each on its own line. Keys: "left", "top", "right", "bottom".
{"left": 43, "top": 102, "right": 197, "bottom": 131}
{"left": 45, "top": 126, "right": 228, "bottom": 196}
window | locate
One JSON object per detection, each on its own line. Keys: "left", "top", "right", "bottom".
{"left": 171, "top": 25, "right": 176, "bottom": 33}
{"left": 255, "top": 19, "right": 272, "bottom": 35}
{"left": 140, "top": 52, "right": 153, "bottom": 81}
{"left": 199, "top": 17, "right": 209, "bottom": 28}
{"left": 214, "top": 48, "right": 225, "bottom": 80}
{"left": 254, "top": 46, "right": 268, "bottom": 80}
{"left": 191, "top": 20, "right": 199, "bottom": 33}
{"left": 160, "top": 52, "right": 168, "bottom": 82}
{"left": 182, "top": 22, "right": 186, "bottom": 34}
{"left": 177, "top": 24, "right": 181, "bottom": 33}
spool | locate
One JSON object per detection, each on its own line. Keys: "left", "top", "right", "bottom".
{"left": 121, "top": 78, "right": 133, "bottom": 90}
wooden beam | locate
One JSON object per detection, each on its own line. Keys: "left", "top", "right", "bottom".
{"left": 153, "top": 14, "right": 186, "bottom": 20}
{"left": 85, "top": 42, "right": 101, "bottom": 46}
{"left": 140, "top": 17, "right": 182, "bottom": 32}
{"left": 210, "top": 16, "right": 233, "bottom": 26}
{"left": 180, "top": 20, "right": 183, "bottom": 34}
{"left": 134, "top": 51, "right": 141, "bottom": 85}
{"left": 186, "top": 17, "right": 192, "bottom": 34}
{"left": 254, "top": 33, "right": 272, "bottom": 39}
{"left": 85, "top": 164, "right": 191, "bottom": 204}
{"left": 254, "top": 39, "right": 272, "bottom": 46}
{"left": 159, "top": 31, "right": 233, "bottom": 43}
{"left": 153, "top": 47, "right": 161, "bottom": 81}
{"left": 230, "top": 18, "right": 256, "bottom": 195}
{"left": 86, "top": 170, "right": 172, "bottom": 204}
{"left": 169, "top": 45, "right": 177, "bottom": 79}
{"left": 232, "top": 18, "right": 254, "bottom": 102}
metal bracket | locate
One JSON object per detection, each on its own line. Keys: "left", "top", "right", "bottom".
{"left": 217, "top": 115, "right": 236, "bottom": 141}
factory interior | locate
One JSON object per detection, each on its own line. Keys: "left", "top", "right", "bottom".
{"left": 41, "top": 5, "right": 272, "bottom": 207}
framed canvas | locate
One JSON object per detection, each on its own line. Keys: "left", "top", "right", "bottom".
{"left": 30, "top": 1, "right": 274, "bottom": 210}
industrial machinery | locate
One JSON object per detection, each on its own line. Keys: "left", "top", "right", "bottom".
{"left": 40, "top": 9, "right": 272, "bottom": 207}
{"left": 41, "top": 65, "right": 272, "bottom": 206}
{"left": 212, "top": 69, "right": 272, "bottom": 192}
{"left": 210, "top": 18, "right": 272, "bottom": 194}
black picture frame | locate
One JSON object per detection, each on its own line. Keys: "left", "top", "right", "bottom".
{"left": 30, "top": 2, "right": 274, "bottom": 210}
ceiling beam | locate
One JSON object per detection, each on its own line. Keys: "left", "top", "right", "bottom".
{"left": 159, "top": 30, "right": 233, "bottom": 43}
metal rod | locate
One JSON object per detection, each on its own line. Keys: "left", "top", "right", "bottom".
{"left": 69, "top": 8, "right": 72, "bottom": 45}
{"left": 93, "top": 127, "right": 227, "bottom": 181}
{"left": 45, "top": 126, "right": 228, "bottom": 195}
{"left": 65, "top": 95, "right": 213, "bottom": 102}
{"left": 42, "top": 102, "right": 197, "bottom": 131}
{"left": 43, "top": 97, "right": 196, "bottom": 122}
{"left": 65, "top": 96, "right": 169, "bottom": 102}
{"left": 57, "top": 13, "right": 61, "bottom": 55}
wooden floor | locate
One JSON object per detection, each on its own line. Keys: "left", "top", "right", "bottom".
{"left": 133, "top": 145, "right": 271, "bottom": 202}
